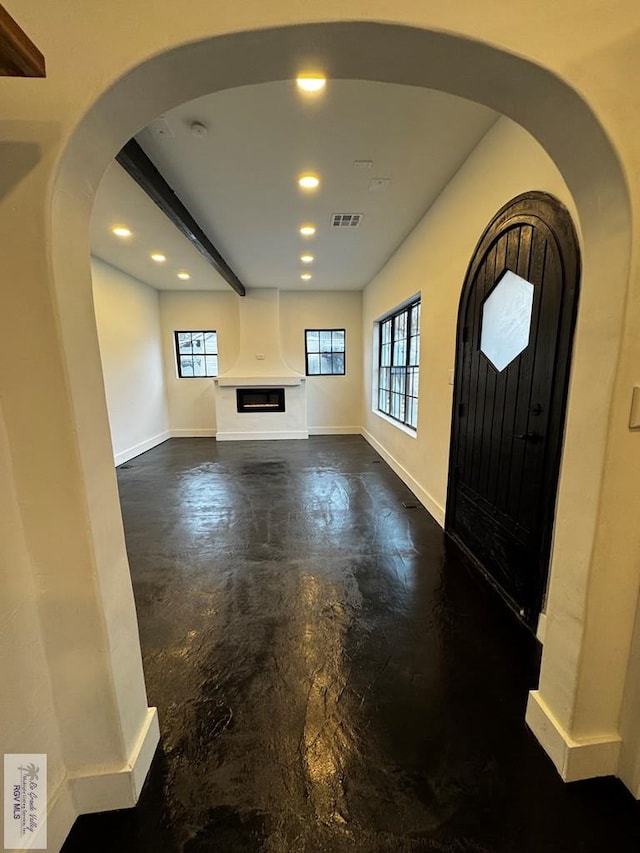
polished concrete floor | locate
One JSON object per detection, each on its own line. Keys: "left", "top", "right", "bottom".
{"left": 63, "top": 436, "right": 640, "bottom": 852}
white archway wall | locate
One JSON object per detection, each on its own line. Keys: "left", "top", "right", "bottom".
{"left": 0, "top": 397, "right": 74, "bottom": 849}
{"left": 361, "top": 116, "right": 580, "bottom": 518}
{"left": 1, "top": 4, "right": 640, "bottom": 846}
{"left": 62, "top": 19, "right": 637, "bottom": 782}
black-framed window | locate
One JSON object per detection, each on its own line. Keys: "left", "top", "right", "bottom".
{"left": 174, "top": 330, "right": 218, "bottom": 377}
{"left": 377, "top": 300, "right": 420, "bottom": 429}
{"left": 305, "top": 329, "right": 346, "bottom": 375}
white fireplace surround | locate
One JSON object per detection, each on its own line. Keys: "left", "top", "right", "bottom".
{"left": 214, "top": 289, "right": 309, "bottom": 441}
{"left": 215, "top": 379, "right": 308, "bottom": 441}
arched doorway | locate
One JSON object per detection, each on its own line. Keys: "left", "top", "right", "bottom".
{"left": 447, "top": 192, "right": 580, "bottom": 628}
{"left": 16, "top": 17, "right": 631, "bottom": 837}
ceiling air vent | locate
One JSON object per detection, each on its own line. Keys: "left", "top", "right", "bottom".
{"left": 331, "top": 213, "right": 363, "bottom": 228}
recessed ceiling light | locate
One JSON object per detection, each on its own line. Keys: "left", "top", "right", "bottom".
{"left": 301, "top": 273, "right": 312, "bottom": 281}
{"left": 299, "top": 174, "right": 319, "bottom": 190}
{"left": 300, "top": 254, "right": 314, "bottom": 264}
{"left": 177, "top": 272, "right": 191, "bottom": 280}
{"left": 296, "top": 75, "right": 326, "bottom": 93}
{"left": 151, "top": 253, "right": 166, "bottom": 263}
{"left": 111, "top": 226, "right": 132, "bottom": 238}
{"left": 299, "top": 225, "right": 316, "bottom": 237}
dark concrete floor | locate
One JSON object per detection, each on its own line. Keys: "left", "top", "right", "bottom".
{"left": 63, "top": 436, "right": 640, "bottom": 852}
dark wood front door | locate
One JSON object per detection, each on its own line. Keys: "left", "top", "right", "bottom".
{"left": 446, "top": 192, "right": 580, "bottom": 627}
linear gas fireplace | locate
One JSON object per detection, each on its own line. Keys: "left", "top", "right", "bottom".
{"left": 236, "top": 387, "right": 285, "bottom": 413}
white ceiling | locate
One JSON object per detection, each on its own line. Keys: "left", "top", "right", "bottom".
{"left": 90, "top": 79, "right": 497, "bottom": 292}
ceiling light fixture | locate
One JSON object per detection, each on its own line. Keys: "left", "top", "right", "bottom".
{"left": 300, "top": 254, "right": 314, "bottom": 264}
{"left": 177, "top": 272, "right": 191, "bottom": 280}
{"left": 296, "top": 75, "right": 326, "bottom": 93}
{"left": 151, "top": 253, "right": 166, "bottom": 263}
{"left": 111, "top": 226, "right": 132, "bottom": 238}
{"left": 298, "top": 174, "right": 319, "bottom": 190}
{"left": 301, "top": 273, "right": 312, "bottom": 281}
{"left": 299, "top": 225, "right": 316, "bottom": 237}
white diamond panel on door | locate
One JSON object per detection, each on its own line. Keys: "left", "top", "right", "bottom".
{"left": 480, "top": 270, "right": 534, "bottom": 372}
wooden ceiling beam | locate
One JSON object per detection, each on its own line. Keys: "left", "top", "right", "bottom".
{"left": 116, "top": 139, "right": 246, "bottom": 297}
{"left": 0, "top": 4, "right": 45, "bottom": 77}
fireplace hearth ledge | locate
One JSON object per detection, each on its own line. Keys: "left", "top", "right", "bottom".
{"left": 216, "top": 375, "right": 304, "bottom": 387}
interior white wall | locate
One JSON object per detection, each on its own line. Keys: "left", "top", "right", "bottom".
{"left": 158, "top": 289, "right": 363, "bottom": 435}
{"left": 92, "top": 257, "right": 170, "bottom": 464}
{"left": 361, "top": 116, "right": 577, "bottom": 525}
{"left": 159, "top": 290, "right": 240, "bottom": 435}
{"left": 0, "top": 403, "right": 74, "bottom": 851}
{"left": 280, "top": 291, "right": 363, "bottom": 433}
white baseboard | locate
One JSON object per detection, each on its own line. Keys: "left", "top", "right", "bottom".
{"left": 69, "top": 707, "right": 160, "bottom": 816}
{"left": 169, "top": 428, "right": 216, "bottom": 438}
{"left": 114, "top": 431, "right": 170, "bottom": 466}
{"left": 216, "top": 430, "right": 309, "bottom": 441}
{"left": 308, "top": 426, "right": 362, "bottom": 435}
{"left": 526, "top": 691, "right": 621, "bottom": 781}
{"left": 361, "top": 428, "right": 445, "bottom": 526}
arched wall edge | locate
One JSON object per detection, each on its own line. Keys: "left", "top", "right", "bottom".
{"left": 48, "top": 20, "right": 633, "bottom": 800}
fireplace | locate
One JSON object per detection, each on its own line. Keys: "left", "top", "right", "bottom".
{"left": 236, "top": 387, "right": 285, "bottom": 413}
{"left": 215, "top": 377, "right": 306, "bottom": 441}
{"left": 214, "top": 288, "right": 307, "bottom": 440}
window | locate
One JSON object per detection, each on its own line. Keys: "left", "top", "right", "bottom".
{"left": 377, "top": 300, "right": 420, "bottom": 429}
{"left": 174, "top": 330, "right": 218, "bottom": 377}
{"left": 305, "top": 329, "right": 345, "bottom": 375}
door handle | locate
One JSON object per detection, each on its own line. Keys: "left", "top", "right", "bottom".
{"left": 513, "top": 431, "right": 542, "bottom": 443}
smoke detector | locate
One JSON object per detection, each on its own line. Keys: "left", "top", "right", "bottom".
{"left": 369, "top": 178, "right": 390, "bottom": 192}
{"left": 189, "top": 121, "right": 208, "bottom": 138}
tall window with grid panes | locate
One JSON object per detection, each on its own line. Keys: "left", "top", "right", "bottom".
{"left": 377, "top": 300, "right": 420, "bottom": 429}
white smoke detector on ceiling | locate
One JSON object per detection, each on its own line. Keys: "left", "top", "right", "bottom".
{"left": 189, "top": 121, "right": 208, "bottom": 138}
{"left": 369, "top": 178, "right": 390, "bottom": 192}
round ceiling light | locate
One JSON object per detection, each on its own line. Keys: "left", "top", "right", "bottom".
{"left": 299, "top": 225, "right": 316, "bottom": 237}
{"left": 177, "top": 272, "right": 191, "bottom": 280}
{"left": 298, "top": 174, "right": 319, "bottom": 190}
{"left": 301, "top": 273, "right": 312, "bottom": 281}
{"left": 296, "top": 75, "right": 326, "bottom": 93}
{"left": 111, "top": 226, "right": 132, "bottom": 238}
{"left": 300, "top": 254, "right": 314, "bottom": 264}
{"left": 151, "top": 253, "right": 166, "bottom": 263}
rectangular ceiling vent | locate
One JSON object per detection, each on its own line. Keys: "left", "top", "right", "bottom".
{"left": 331, "top": 213, "right": 363, "bottom": 228}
